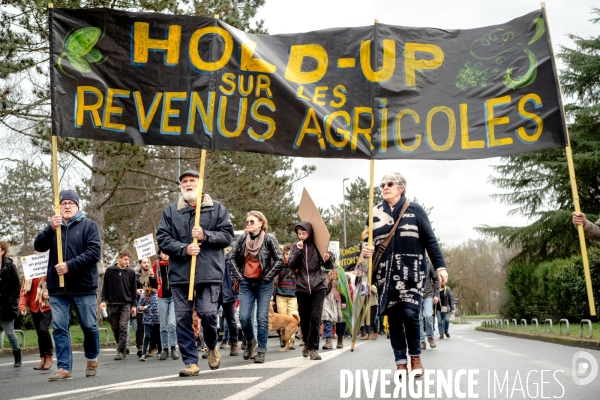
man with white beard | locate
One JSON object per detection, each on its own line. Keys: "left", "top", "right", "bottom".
{"left": 156, "top": 170, "right": 234, "bottom": 377}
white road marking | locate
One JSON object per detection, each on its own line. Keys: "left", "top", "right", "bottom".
{"left": 475, "top": 343, "right": 495, "bottom": 348}
{"left": 117, "top": 377, "right": 261, "bottom": 389}
{"left": 493, "top": 349, "right": 523, "bottom": 357}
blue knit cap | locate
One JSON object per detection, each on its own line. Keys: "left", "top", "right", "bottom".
{"left": 59, "top": 189, "right": 80, "bottom": 208}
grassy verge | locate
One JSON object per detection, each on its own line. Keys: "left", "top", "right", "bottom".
{"left": 479, "top": 321, "right": 600, "bottom": 339}
{"left": 2, "top": 321, "right": 113, "bottom": 349}
{"left": 463, "top": 314, "right": 499, "bottom": 319}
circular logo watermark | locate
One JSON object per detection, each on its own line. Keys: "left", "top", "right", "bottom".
{"left": 571, "top": 351, "right": 599, "bottom": 386}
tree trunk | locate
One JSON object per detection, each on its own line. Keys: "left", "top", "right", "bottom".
{"left": 90, "top": 149, "right": 107, "bottom": 324}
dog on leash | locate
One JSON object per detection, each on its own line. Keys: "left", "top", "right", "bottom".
{"left": 268, "top": 303, "right": 300, "bottom": 352}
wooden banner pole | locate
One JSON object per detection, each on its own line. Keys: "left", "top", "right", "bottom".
{"left": 51, "top": 135, "right": 65, "bottom": 288}
{"left": 541, "top": 2, "right": 595, "bottom": 315}
{"left": 188, "top": 149, "right": 207, "bottom": 301}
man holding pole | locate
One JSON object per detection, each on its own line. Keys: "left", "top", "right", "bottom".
{"left": 156, "top": 170, "right": 234, "bottom": 377}
{"left": 572, "top": 212, "right": 600, "bottom": 241}
{"left": 34, "top": 189, "right": 102, "bottom": 381}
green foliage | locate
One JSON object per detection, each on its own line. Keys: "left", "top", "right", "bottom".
{"left": 501, "top": 249, "right": 600, "bottom": 321}
{"left": 478, "top": 10, "right": 600, "bottom": 263}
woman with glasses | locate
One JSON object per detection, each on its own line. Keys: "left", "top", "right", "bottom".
{"left": 361, "top": 172, "right": 448, "bottom": 376}
{"left": 229, "top": 211, "right": 284, "bottom": 364}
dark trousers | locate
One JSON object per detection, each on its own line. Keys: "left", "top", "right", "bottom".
{"left": 136, "top": 312, "right": 144, "bottom": 348}
{"left": 172, "top": 283, "right": 219, "bottom": 365}
{"left": 142, "top": 324, "right": 162, "bottom": 354}
{"left": 388, "top": 303, "right": 421, "bottom": 364}
{"left": 109, "top": 304, "right": 131, "bottom": 353}
{"left": 296, "top": 289, "right": 327, "bottom": 351}
{"left": 220, "top": 300, "right": 238, "bottom": 343}
{"left": 32, "top": 310, "right": 53, "bottom": 357}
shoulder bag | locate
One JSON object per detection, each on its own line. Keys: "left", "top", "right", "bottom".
{"left": 371, "top": 200, "right": 410, "bottom": 269}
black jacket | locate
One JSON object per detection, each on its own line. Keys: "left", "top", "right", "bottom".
{"left": 288, "top": 222, "right": 327, "bottom": 294}
{"left": 156, "top": 195, "right": 234, "bottom": 286}
{"left": 101, "top": 265, "right": 137, "bottom": 305}
{"left": 438, "top": 286, "right": 455, "bottom": 312}
{"left": 0, "top": 258, "right": 20, "bottom": 321}
{"left": 423, "top": 260, "right": 440, "bottom": 299}
{"left": 229, "top": 233, "right": 284, "bottom": 282}
{"left": 221, "top": 252, "right": 237, "bottom": 303}
{"left": 34, "top": 213, "right": 102, "bottom": 296}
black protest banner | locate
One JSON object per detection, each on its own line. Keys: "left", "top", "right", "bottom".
{"left": 339, "top": 243, "right": 362, "bottom": 270}
{"left": 50, "top": 8, "right": 567, "bottom": 160}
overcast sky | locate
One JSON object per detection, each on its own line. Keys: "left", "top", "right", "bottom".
{"left": 256, "top": 0, "right": 597, "bottom": 247}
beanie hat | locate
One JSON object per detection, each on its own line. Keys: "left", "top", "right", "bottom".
{"left": 59, "top": 189, "right": 80, "bottom": 208}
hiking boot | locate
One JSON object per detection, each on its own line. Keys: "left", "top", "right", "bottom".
{"left": 420, "top": 341, "right": 426, "bottom": 350}
{"left": 243, "top": 339, "right": 257, "bottom": 360}
{"left": 411, "top": 356, "right": 424, "bottom": 377}
{"left": 13, "top": 350, "right": 21, "bottom": 367}
{"left": 230, "top": 341, "right": 239, "bottom": 356}
{"left": 34, "top": 356, "right": 46, "bottom": 370}
{"left": 337, "top": 338, "right": 344, "bottom": 348}
{"left": 322, "top": 338, "right": 333, "bottom": 350}
{"left": 309, "top": 350, "right": 322, "bottom": 360}
{"left": 302, "top": 343, "right": 309, "bottom": 358}
{"left": 445, "top": 332, "right": 450, "bottom": 338}
{"left": 171, "top": 348, "right": 180, "bottom": 360}
{"left": 159, "top": 349, "right": 169, "bottom": 360}
{"left": 241, "top": 339, "right": 247, "bottom": 350}
{"left": 85, "top": 360, "right": 98, "bottom": 377}
{"left": 207, "top": 348, "right": 221, "bottom": 370}
{"left": 439, "top": 334, "right": 444, "bottom": 340}
{"left": 139, "top": 354, "right": 147, "bottom": 361}
{"left": 254, "top": 351, "right": 266, "bottom": 363}
{"left": 369, "top": 332, "right": 378, "bottom": 340}
{"left": 114, "top": 352, "right": 126, "bottom": 360}
{"left": 179, "top": 363, "right": 200, "bottom": 377}
{"left": 427, "top": 337, "right": 437, "bottom": 348}
{"left": 43, "top": 355, "right": 54, "bottom": 370}
{"left": 49, "top": 369, "right": 73, "bottom": 381}
{"left": 220, "top": 341, "right": 228, "bottom": 349}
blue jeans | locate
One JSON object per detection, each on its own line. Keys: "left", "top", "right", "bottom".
{"left": 437, "top": 310, "right": 451, "bottom": 335}
{"left": 50, "top": 294, "right": 100, "bottom": 372}
{"left": 419, "top": 297, "right": 435, "bottom": 342}
{"left": 158, "top": 297, "right": 177, "bottom": 348}
{"left": 387, "top": 303, "right": 421, "bottom": 365}
{"left": 239, "top": 279, "right": 273, "bottom": 353}
{"left": 2, "top": 320, "right": 20, "bottom": 351}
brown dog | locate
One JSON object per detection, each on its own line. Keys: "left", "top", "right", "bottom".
{"left": 268, "top": 303, "right": 300, "bottom": 352}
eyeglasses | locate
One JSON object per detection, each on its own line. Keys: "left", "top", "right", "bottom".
{"left": 246, "top": 220, "right": 257, "bottom": 226}
{"left": 60, "top": 201, "right": 77, "bottom": 207}
{"left": 379, "top": 181, "right": 396, "bottom": 189}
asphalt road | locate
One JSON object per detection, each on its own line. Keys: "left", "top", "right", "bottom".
{"left": 1, "top": 322, "right": 599, "bottom": 399}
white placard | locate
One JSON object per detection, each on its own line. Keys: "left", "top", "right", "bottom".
{"left": 134, "top": 233, "right": 156, "bottom": 260}
{"left": 328, "top": 241, "right": 340, "bottom": 267}
{"left": 21, "top": 252, "right": 49, "bottom": 280}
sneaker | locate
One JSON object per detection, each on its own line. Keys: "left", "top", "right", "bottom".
{"left": 207, "top": 348, "right": 221, "bottom": 370}
{"left": 309, "top": 350, "right": 322, "bottom": 360}
{"left": 445, "top": 332, "right": 450, "bottom": 339}
{"left": 254, "top": 351, "right": 266, "bottom": 363}
{"left": 410, "top": 356, "right": 424, "bottom": 377}
{"left": 136, "top": 349, "right": 143, "bottom": 358}
{"left": 230, "top": 341, "right": 239, "bottom": 356}
{"left": 158, "top": 349, "right": 169, "bottom": 361}
{"left": 171, "top": 349, "right": 180, "bottom": 360}
{"left": 378, "top": 331, "right": 385, "bottom": 335}
{"left": 220, "top": 342, "right": 228, "bottom": 349}
{"left": 139, "top": 355, "right": 147, "bottom": 361}
{"left": 179, "top": 363, "right": 200, "bottom": 377}
{"left": 48, "top": 369, "right": 73, "bottom": 381}
{"left": 114, "top": 352, "right": 126, "bottom": 360}
{"left": 85, "top": 361, "right": 98, "bottom": 377}
{"left": 439, "top": 334, "right": 444, "bottom": 340}
{"left": 427, "top": 337, "right": 437, "bottom": 348}
{"left": 243, "top": 339, "right": 257, "bottom": 360}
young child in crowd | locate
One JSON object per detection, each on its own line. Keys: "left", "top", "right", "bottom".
{"left": 137, "top": 277, "right": 160, "bottom": 361}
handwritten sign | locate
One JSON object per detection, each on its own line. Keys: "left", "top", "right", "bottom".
{"left": 21, "top": 252, "right": 49, "bottom": 280}
{"left": 134, "top": 233, "right": 156, "bottom": 260}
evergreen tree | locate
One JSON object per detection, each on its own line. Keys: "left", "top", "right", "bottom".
{"left": 477, "top": 10, "right": 600, "bottom": 263}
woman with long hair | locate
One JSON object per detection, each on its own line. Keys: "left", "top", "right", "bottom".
{"left": 0, "top": 241, "right": 21, "bottom": 367}
{"left": 229, "top": 211, "right": 284, "bottom": 364}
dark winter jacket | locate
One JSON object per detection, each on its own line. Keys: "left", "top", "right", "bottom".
{"left": 101, "top": 265, "right": 137, "bottom": 305}
{"left": 221, "top": 252, "right": 237, "bottom": 303}
{"left": 438, "top": 286, "right": 455, "bottom": 312}
{"left": 156, "top": 195, "right": 234, "bottom": 286}
{"left": 34, "top": 212, "right": 101, "bottom": 296}
{"left": 229, "top": 233, "right": 284, "bottom": 283}
{"left": 423, "top": 260, "right": 440, "bottom": 299}
{"left": 288, "top": 222, "right": 327, "bottom": 294}
{"left": 0, "top": 258, "right": 20, "bottom": 321}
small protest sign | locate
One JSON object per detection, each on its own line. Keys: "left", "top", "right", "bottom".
{"left": 21, "top": 252, "right": 49, "bottom": 280}
{"left": 134, "top": 233, "right": 156, "bottom": 260}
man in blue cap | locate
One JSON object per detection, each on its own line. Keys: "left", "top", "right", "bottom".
{"left": 157, "top": 170, "right": 234, "bottom": 376}
{"left": 34, "top": 189, "right": 102, "bottom": 381}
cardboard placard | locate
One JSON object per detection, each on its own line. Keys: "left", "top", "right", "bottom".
{"left": 134, "top": 233, "right": 156, "bottom": 260}
{"left": 21, "top": 252, "right": 49, "bottom": 280}
{"left": 298, "top": 188, "right": 330, "bottom": 257}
